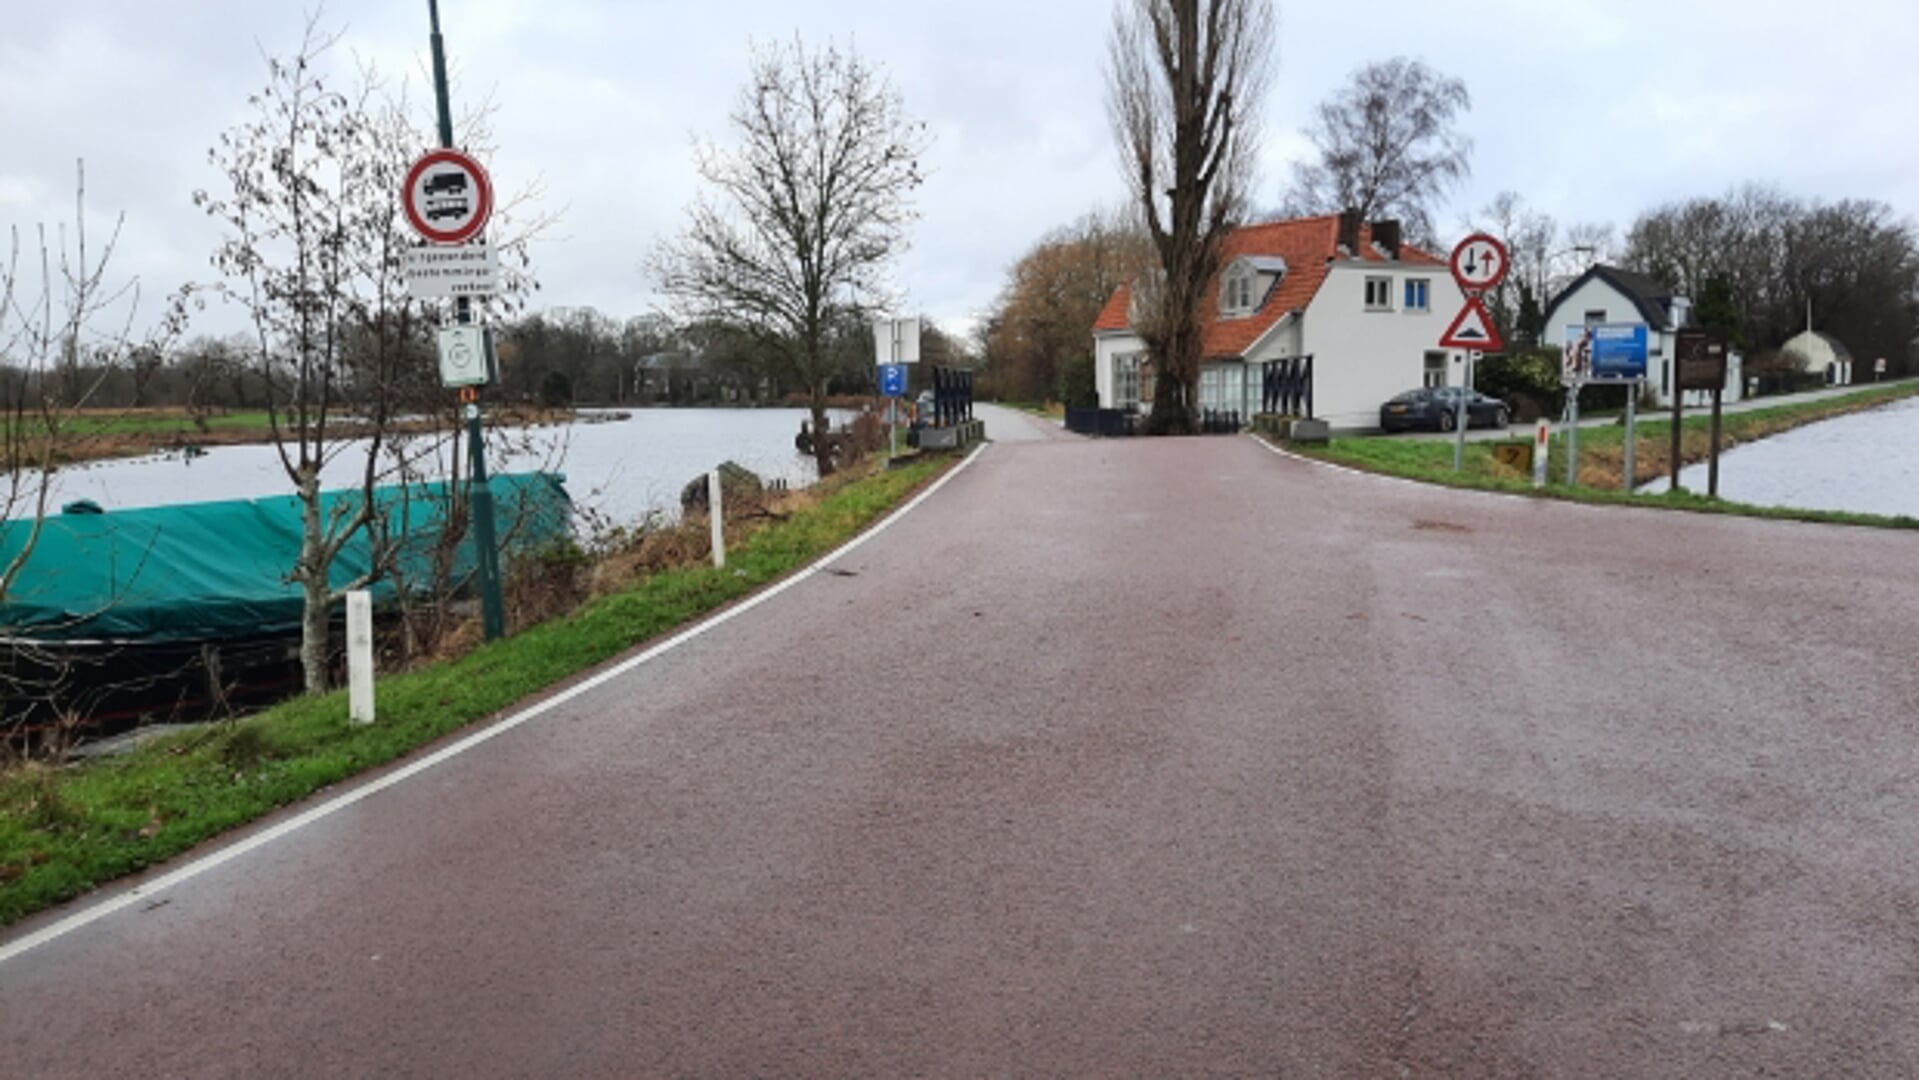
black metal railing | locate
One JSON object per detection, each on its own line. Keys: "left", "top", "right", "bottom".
{"left": 931, "top": 366, "right": 974, "bottom": 427}
{"left": 1261, "top": 355, "right": 1314, "bottom": 417}
{"left": 1199, "top": 409, "right": 1242, "bottom": 434}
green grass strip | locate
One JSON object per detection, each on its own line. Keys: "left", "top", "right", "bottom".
{"left": 0, "top": 453, "right": 956, "bottom": 928}
{"left": 1287, "top": 382, "right": 1919, "bottom": 531}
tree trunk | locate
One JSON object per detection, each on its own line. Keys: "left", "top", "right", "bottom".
{"left": 296, "top": 473, "right": 331, "bottom": 695}
{"left": 808, "top": 393, "right": 835, "bottom": 478}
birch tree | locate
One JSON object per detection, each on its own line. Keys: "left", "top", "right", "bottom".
{"left": 1107, "top": 0, "right": 1275, "bottom": 435}
{"left": 652, "top": 37, "right": 927, "bottom": 477}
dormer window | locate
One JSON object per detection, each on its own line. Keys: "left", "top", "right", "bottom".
{"left": 1220, "top": 257, "right": 1282, "bottom": 318}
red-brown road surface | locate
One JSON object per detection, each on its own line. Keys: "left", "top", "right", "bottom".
{"left": 7, "top": 433, "right": 1919, "bottom": 1077}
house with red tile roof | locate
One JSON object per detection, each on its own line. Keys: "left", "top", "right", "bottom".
{"left": 1092, "top": 210, "right": 1473, "bottom": 429}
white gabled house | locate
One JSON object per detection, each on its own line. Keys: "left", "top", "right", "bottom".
{"left": 1091, "top": 211, "right": 1471, "bottom": 430}
{"left": 1540, "top": 265, "right": 1743, "bottom": 407}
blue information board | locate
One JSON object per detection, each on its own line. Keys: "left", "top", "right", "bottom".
{"left": 879, "top": 363, "right": 907, "bottom": 397}
{"left": 1565, "top": 323, "right": 1648, "bottom": 383}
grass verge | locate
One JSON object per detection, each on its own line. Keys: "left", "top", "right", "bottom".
{"left": 1286, "top": 383, "right": 1919, "bottom": 531}
{"left": 0, "top": 452, "right": 958, "bottom": 929}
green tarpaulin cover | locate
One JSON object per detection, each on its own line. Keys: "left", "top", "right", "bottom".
{"left": 0, "top": 473, "right": 570, "bottom": 643}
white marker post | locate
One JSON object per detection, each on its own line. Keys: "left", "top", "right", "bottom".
{"left": 346, "top": 590, "right": 375, "bottom": 724}
{"left": 1533, "top": 419, "right": 1550, "bottom": 488}
{"left": 708, "top": 469, "right": 726, "bottom": 569}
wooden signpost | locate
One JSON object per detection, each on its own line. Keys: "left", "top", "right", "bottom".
{"left": 1673, "top": 329, "right": 1729, "bottom": 496}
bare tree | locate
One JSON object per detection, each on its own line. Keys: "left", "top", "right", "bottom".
{"left": 1108, "top": 0, "right": 1275, "bottom": 435}
{"left": 2, "top": 163, "right": 180, "bottom": 605}
{"left": 1285, "top": 57, "right": 1472, "bottom": 246}
{"left": 194, "top": 20, "right": 439, "bottom": 694}
{"left": 652, "top": 37, "right": 928, "bottom": 477}
{"left": 982, "top": 208, "right": 1153, "bottom": 403}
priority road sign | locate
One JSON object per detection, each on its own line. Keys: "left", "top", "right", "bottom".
{"left": 403, "top": 149, "right": 494, "bottom": 245}
{"left": 1449, "top": 233, "right": 1509, "bottom": 294}
{"left": 1439, "top": 295, "right": 1503, "bottom": 351}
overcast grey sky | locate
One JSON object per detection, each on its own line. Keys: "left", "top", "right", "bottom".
{"left": 3, "top": 0, "right": 1913, "bottom": 342}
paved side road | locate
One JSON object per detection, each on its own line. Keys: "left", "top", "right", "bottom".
{"left": 5, "top": 435, "right": 1919, "bottom": 1076}
{"left": 973, "top": 401, "right": 1077, "bottom": 442}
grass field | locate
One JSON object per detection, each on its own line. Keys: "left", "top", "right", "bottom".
{"left": 1290, "top": 382, "right": 1919, "bottom": 530}
{"left": 0, "top": 451, "right": 959, "bottom": 928}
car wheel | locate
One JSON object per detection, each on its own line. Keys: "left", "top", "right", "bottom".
{"left": 1438, "top": 409, "right": 1455, "bottom": 432}
{"left": 1494, "top": 408, "right": 1509, "bottom": 429}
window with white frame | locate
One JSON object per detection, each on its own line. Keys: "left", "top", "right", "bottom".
{"left": 1423, "top": 350, "right": 1448, "bottom": 389}
{"left": 1365, "top": 276, "right": 1394, "bottom": 311}
{"left": 1584, "top": 309, "right": 1607, "bottom": 326}
{"left": 1221, "top": 269, "right": 1259, "bottom": 317}
{"left": 1115, "top": 353, "right": 1142, "bottom": 408}
{"left": 1403, "top": 278, "right": 1430, "bottom": 312}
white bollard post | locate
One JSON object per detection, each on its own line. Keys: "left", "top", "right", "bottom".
{"left": 1533, "top": 419, "right": 1550, "bottom": 489}
{"left": 346, "top": 589, "right": 375, "bottom": 724}
{"left": 708, "top": 469, "right": 726, "bottom": 569}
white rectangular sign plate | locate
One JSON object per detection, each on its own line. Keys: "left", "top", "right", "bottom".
{"left": 405, "top": 244, "right": 500, "bottom": 299}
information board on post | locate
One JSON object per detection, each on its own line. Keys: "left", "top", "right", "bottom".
{"left": 1675, "top": 329, "right": 1728, "bottom": 392}
{"left": 1564, "top": 323, "right": 1648, "bottom": 384}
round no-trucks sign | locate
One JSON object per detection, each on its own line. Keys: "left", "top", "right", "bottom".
{"left": 402, "top": 149, "right": 493, "bottom": 245}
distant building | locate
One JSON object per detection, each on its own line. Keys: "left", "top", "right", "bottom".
{"left": 1540, "top": 265, "right": 1742, "bottom": 407}
{"left": 1090, "top": 210, "right": 1471, "bottom": 429}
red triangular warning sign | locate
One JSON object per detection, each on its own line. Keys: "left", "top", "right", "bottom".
{"left": 1439, "top": 295, "right": 1503, "bottom": 352}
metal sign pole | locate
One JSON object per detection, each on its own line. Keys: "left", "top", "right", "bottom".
{"left": 1565, "top": 383, "right": 1581, "bottom": 486}
{"left": 1623, "top": 380, "right": 1637, "bottom": 493}
{"left": 431, "top": 0, "right": 504, "bottom": 641}
{"left": 1452, "top": 351, "right": 1472, "bottom": 472}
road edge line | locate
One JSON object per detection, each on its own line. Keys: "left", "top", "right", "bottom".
{"left": 0, "top": 443, "right": 990, "bottom": 967}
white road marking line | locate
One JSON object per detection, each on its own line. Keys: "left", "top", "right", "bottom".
{"left": 0, "top": 444, "right": 989, "bottom": 967}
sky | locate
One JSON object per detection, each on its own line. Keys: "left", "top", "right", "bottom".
{"left": 3, "top": 0, "right": 1915, "bottom": 345}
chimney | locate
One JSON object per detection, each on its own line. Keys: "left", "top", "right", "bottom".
{"left": 1371, "top": 219, "right": 1403, "bottom": 260}
{"left": 1336, "top": 208, "right": 1362, "bottom": 258}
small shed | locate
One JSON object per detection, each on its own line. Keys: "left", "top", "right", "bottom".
{"left": 1780, "top": 329, "right": 1853, "bottom": 385}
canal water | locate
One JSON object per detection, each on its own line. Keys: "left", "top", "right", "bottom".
{"left": 1643, "top": 395, "right": 1919, "bottom": 518}
{"left": 33, "top": 408, "right": 839, "bottom": 530}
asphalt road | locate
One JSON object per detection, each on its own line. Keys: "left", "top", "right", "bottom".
{"left": 7, "top": 435, "right": 1919, "bottom": 1077}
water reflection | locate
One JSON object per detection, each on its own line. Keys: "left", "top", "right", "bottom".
{"left": 1641, "top": 396, "right": 1919, "bottom": 517}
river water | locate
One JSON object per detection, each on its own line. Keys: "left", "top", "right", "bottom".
{"left": 34, "top": 408, "right": 838, "bottom": 530}
{"left": 1643, "top": 395, "right": 1919, "bottom": 518}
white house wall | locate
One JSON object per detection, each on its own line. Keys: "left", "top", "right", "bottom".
{"left": 1298, "top": 263, "right": 1468, "bottom": 429}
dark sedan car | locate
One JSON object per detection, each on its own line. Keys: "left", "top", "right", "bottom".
{"left": 1379, "top": 387, "right": 1510, "bottom": 432}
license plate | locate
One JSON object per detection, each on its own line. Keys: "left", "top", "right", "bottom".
{"left": 1389, "top": 405, "right": 1407, "bottom": 414}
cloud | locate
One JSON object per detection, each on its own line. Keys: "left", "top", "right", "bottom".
{"left": 3, "top": 0, "right": 1914, "bottom": 347}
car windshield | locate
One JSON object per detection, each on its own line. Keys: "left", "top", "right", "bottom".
{"left": 1389, "top": 390, "right": 1427, "bottom": 403}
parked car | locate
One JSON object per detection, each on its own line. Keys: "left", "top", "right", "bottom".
{"left": 1379, "top": 387, "right": 1510, "bottom": 432}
